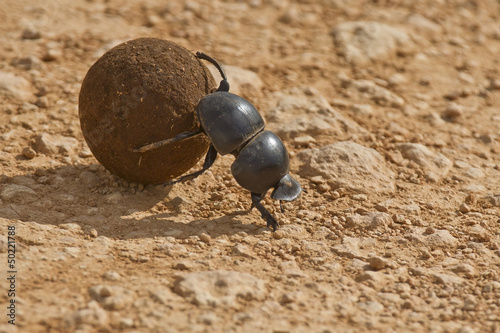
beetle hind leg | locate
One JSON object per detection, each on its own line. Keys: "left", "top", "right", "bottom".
{"left": 251, "top": 192, "right": 279, "bottom": 231}
{"left": 162, "top": 145, "right": 218, "bottom": 186}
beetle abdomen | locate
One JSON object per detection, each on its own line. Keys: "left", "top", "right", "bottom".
{"left": 197, "top": 92, "right": 265, "bottom": 155}
{"left": 231, "top": 131, "right": 290, "bottom": 194}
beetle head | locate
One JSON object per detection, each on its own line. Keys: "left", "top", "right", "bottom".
{"left": 271, "top": 174, "right": 302, "bottom": 201}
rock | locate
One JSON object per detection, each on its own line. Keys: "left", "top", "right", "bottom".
{"left": 463, "top": 295, "right": 478, "bottom": 311}
{"left": 459, "top": 203, "right": 470, "bottom": 213}
{"left": 9, "top": 111, "right": 49, "bottom": 130}
{"left": 173, "top": 261, "right": 194, "bottom": 270}
{"left": 21, "top": 26, "right": 41, "bottom": 39}
{"left": 35, "top": 133, "right": 79, "bottom": 155}
{"left": 42, "top": 42, "right": 63, "bottom": 62}
{"left": 459, "top": 327, "right": 477, "bottom": 333}
{"left": 173, "top": 270, "right": 266, "bottom": 308}
{"left": 102, "top": 271, "right": 121, "bottom": 281}
{"left": 407, "top": 14, "right": 442, "bottom": 33}
{"left": 10, "top": 56, "right": 42, "bottom": 70}
{"left": 407, "top": 228, "right": 458, "bottom": 247}
{"left": 232, "top": 244, "right": 255, "bottom": 258}
{"left": 402, "top": 204, "right": 421, "bottom": 215}
{"left": 432, "top": 272, "right": 465, "bottom": 286}
{"left": 79, "top": 171, "right": 101, "bottom": 189}
{"left": 443, "top": 103, "right": 466, "bottom": 122}
{"left": 388, "top": 73, "right": 407, "bottom": 87}
{"left": 332, "top": 21, "right": 412, "bottom": 65}
{"left": 293, "top": 135, "right": 316, "bottom": 146}
{"left": 356, "top": 271, "right": 393, "bottom": 288}
{"left": 346, "top": 212, "right": 392, "bottom": 230}
{"left": 451, "top": 263, "right": 479, "bottom": 278}
{"left": 208, "top": 65, "right": 263, "bottom": 97}
{"left": 144, "top": 14, "right": 162, "bottom": 27}
{"left": 159, "top": 242, "right": 188, "bottom": 257}
{"left": 1, "top": 184, "right": 37, "bottom": 203}
{"left": 62, "top": 301, "right": 109, "bottom": 330}
{"left": 88, "top": 285, "right": 134, "bottom": 310}
{"left": 104, "top": 192, "right": 123, "bottom": 204}
{"left": 272, "top": 224, "right": 309, "bottom": 240}
{"left": 149, "top": 288, "right": 181, "bottom": 305}
{"left": 280, "top": 291, "right": 304, "bottom": 305}
{"left": 462, "top": 184, "right": 487, "bottom": 193}
{"left": 369, "top": 256, "right": 394, "bottom": 270}
{"left": 199, "top": 233, "right": 212, "bottom": 243}
{"left": 265, "top": 86, "right": 367, "bottom": 140}
{"left": 487, "top": 195, "right": 500, "bottom": 207}
{"left": 348, "top": 79, "right": 405, "bottom": 108}
{"left": 358, "top": 301, "right": 384, "bottom": 314}
{"left": 0, "top": 71, "right": 34, "bottom": 101}
{"left": 298, "top": 141, "right": 395, "bottom": 194}
{"left": 0, "top": 235, "right": 8, "bottom": 253}
{"left": 59, "top": 223, "right": 82, "bottom": 233}
{"left": 92, "top": 39, "right": 127, "bottom": 60}
{"left": 351, "top": 103, "right": 374, "bottom": 115}
{"left": 332, "top": 237, "right": 377, "bottom": 260}
{"left": 469, "top": 225, "right": 490, "bottom": 242}
{"left": 396, "top": 143, "right": 452, "bottom": 181}
{"left": 22, "top": 147, "right": 36, "bottom": 159}
{"left": 464, "top": 167, "right": 484, "bottom": 179}
{"left": 281, "top": 261, "right": 308, "bottom": 278}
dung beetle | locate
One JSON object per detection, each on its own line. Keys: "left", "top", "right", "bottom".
{"left": 134, "top": 52, "right": 302, "bottom": 231}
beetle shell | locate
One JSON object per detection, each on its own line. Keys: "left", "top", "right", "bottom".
{"left": 197, "top": 92, "right": 265, "bottom": 155}
{"left": 231, "top": 130, "right": 290, "bottom": 194}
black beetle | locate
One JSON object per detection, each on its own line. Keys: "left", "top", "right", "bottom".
{"left": 134, "top": 52, "right": 302, "bottom": 231}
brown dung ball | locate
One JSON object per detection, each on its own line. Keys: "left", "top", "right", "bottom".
{"left": 79, "top": 38, "right": 215, "bottom": 184}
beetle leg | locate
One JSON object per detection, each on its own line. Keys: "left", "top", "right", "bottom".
{"left": 251, "top": 192, "right": 279, "bottom": 231}
{"left": 162, "top": 145, "right": 218, "bottom": 186}
{"left": 132, "top": 128, "right": 203, "bottom": 153}
{"left": 280, "top": 200, "right": 285, "bottom": 213}
{"left": 249, "top": 192, "right": 265, "bottom": 211}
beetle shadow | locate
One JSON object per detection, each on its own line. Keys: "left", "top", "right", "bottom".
{"left": 0, "top": 163, "right": 265, "bottom": 239}
{"left": 119, "top": 212, "right": 266, "bottom": 240}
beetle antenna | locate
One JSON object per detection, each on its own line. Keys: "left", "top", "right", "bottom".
{"left": 196, "top": 52, "right": 229, "bottom": 92}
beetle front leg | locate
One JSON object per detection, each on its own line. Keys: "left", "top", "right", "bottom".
{"left": 132, "top": 128, "right": 203, "bottom": 153}
{"left": 251, "top": 192, "right": 279, "bottom": 231}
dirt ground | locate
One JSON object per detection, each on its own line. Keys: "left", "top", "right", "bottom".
{"left": 0, "top": 0, "right": 499, "bottom": 332}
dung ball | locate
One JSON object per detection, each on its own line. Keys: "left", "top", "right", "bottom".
{"left": 79, "top": 38, "right": 215, "bottom": 184}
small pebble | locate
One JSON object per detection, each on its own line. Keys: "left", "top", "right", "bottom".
{"left": 369, "top": 256, "right": 389, "bottom": 270}
{"left": 22, "top": 26, "right": 41, "bottom": 39}
{"left": 90, "top": 228, "right": 98, "bottom": 238}
{"left": 425, "top": 226, "right": 435, "bottom": 234}
{"left": 102, "top": 271, "right": 121, "bottom": 281}
{"left": 463, "top": 295, "right": 478, "bottom": 311}
{"left": 199, "top": 233, "right": 211, "bottom": 243}
{"left": 22, "top": 146, "right": 36, "bottom": 159}
{"left": 459, "top": 203, "right": 470, "bottom": 213}
{"left": 375, "top": 203, "right": 389, "bottom": 212}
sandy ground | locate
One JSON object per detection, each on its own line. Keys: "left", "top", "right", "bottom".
{"left": 0, "top": 0, "right": 499, "bottom": 332}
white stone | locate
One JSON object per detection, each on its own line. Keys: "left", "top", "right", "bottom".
{"left": 332, "top": 21, "right": 412, "bottom": 65}
{"left": 397, "top": 143, "right": 452, "bottom": 181}
{"left": 265, "top": 86, "right": 367, "bottom": 140}
{"left": 173, "top": 270, "right": 266, "bottom": 308}
{"left": 1, "top": 184, "right": 37, "bottom": 203}
{"left": 35, "top": 133, "right": 79, "bottom": 155}
{"left": 0, "top": 71, "right": 34, "bottom": 101}
{"left": 298, "top": 141, "right": 395, "bottom": 194}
